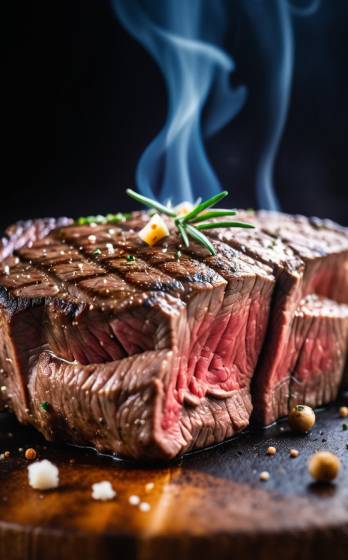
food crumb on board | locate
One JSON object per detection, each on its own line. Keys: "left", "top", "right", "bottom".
{"left": 28, "top": 460, "right": 59, "bottom": 490}
{"left": 139, "top": 502, "right": 151, "bottom": 512}
{"left": 289, "top": 449, "right": 299, "bottom": 458}
{"left": 3, "top": 451, "right": 10, "bottom": 459}
{"left": 145, "top": 482, "right": 155, "bottom": 492}
{"left": 25, "top": 448, "right": 37, "bottom": 460}
{"left": 266, "top": 446, "right": 277, "bottom": 456}
{"left": 259, "top": 471, "right": 270, "bottom": 482}
{"left": 91, "top": 481, "right": 116, "bottom": 501}
{"left": 128, "top": 495, "right": 141, "bottom": 506}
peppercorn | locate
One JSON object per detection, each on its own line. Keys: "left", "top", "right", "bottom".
{"left": 266, "top": 446, "right": 277, "bottom": 456}
{"left": 339, "top": 406, "right": 348, "bottom": 418}
{"left": 25, "top": 448, "right": 37, "bottom": 461}
{"left": 289, "top": 449, "right": 299, "bottom": 458}
{"left": 288, "top": 404, "right": 316, "bottom": 433}
{"left": 308, "top": 451, "right": 341, "bottom": 482}
{"left": 259, "top": 471, "right": 270, "bottom": 481}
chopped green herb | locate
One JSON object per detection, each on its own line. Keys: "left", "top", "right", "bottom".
{"left": 127, "top": 255, "right": 136, "bottom": 262}
{"left": 126, "top": 189, "right": 253, "bottom": 256}
{"left": 75, "top": 212, "right": 131, "bottom": 226}
{"left": 40, "top": 401, "right": 49, "bottom": 412}
{"left": 342, "top": 423, "right": 348, "bottom": 431}
{"left": 176, "top": 250, "right": 182, "bottom": 260}
{"left": 92, "top": 248, "right": 102, "bottom": 256}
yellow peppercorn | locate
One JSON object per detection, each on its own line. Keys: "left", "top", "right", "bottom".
{"left": 259, "top": 471, "right": 270, "bottom": 481}
{"left": 266, "top": 446, "right": 277, "bottom": 456}
{"left": 308, "top": 451, "right": 341, "bottom": 482}
{"left": 338, "top": 406, "right": 348, "bottom": 418}
{"left": 288, "top": 404, "right": 315, "bottom": 433}
{"left": 289, "top": 449, "right": 299, "bottom": 458}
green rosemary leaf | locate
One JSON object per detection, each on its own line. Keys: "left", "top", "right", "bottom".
{"left": 190, "top": 209, "right": 237, "bottom": 223}
{"left": 126, "top": 189, "right": 176, "bottom": 217}
{"left": 196, "top": 221, "right": 255, "bottom": 230}
{"left": 181, "top": 191, "right": 228, "bottom": 223}
{"left": 177, "top": 222, "right": 190, "bottom": 247}
{"left": 186, "top": 225, "right": 216, "bottom": 256}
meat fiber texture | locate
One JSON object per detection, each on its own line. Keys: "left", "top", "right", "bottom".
{"left": 0, "top": 211, "right": 347, "bottom": 461}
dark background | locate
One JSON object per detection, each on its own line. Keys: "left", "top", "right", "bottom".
{"left": 4, "top": 0, "right": 347, "bottom": 231}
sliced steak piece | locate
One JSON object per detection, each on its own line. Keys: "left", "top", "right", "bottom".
{"left": 289, "top": 295, "right": 348, "bottom": 409}
{"left": 254, "top": 211, "right": 348, "bottom": 304}
{"left": 207, "top": 212, "right": 348, "bottom": 424}
{"left": 0, "top": 217, "right": 274, "bottom": 459}
{"left": 29, "top": 349, "right": 253, "bottom": 460}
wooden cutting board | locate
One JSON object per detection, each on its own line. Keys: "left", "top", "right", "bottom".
{"left": 0, "top": 400, "right": 347, "bottom": 560}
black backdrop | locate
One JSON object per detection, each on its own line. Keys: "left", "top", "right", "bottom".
{"left": 4, "top": 0, "right": 348, "bottom": 231}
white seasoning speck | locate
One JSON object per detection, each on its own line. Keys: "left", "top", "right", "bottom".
{"left": 88, "top": 235, "right": 97, "bottom": 243}
{"left": 145, "top": 482, "right": 155, "bottom": 493}
{"left": 91, "top": 481, "right": 116, "bottom": 501}
{"left": 128, "top": 495, "right": 140, "bottom": 506}
{"left": 139, "top": 502, "right": 151, "bottom": 512}
{"left": 3, "top": 265, "right": 10, "bottom": 275}
{"left": 106, "top": 243, "right": 114, "bottom": 255}
{"left": 28, "top": 460, "right": 59, "bottom": 490}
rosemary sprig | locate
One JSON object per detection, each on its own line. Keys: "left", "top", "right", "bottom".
{"left": 126, "top": 189, "right": 176, "bottom": 217}
{"left": 126, "top": 189, "right": 254, "bottom": 256}
{"left": 196, "top": 221, "right": 254, "bottom": 230}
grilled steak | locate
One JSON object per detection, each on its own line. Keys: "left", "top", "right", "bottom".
{"left": 0, "top": 211, "right": 347, "bottom": 460}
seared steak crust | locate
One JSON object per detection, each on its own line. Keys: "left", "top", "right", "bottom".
{"left": 0, "top": 212, "right": 347, "bottom": 460}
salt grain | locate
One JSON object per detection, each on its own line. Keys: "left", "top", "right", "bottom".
{"left": 128, "top": 495, "right": 140, "bottom": 506}
{"left": 91, "top": 481, "right": 116, "bottom": 501}
{"left": 28, "top": 460, "right": 59, "bottom": 490}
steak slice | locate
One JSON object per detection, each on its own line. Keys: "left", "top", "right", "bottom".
{"left": 207, "top": 211, "right": 348, "bottom": 424}
{"left": 288, "top": 295, "right": 348, "bottom": 409}
{"left": 0, "top": 217, "right": 273, "bottom": 460}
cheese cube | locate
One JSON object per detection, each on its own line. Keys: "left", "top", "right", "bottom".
{"left": 138, "top": 213, "right": 169, "bottom": 246}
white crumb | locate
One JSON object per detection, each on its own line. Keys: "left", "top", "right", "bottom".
{"left": 139, "top": 502, "right": 151, "bottom": 512}
{"left": 128, "top": 494, "right": 140, "bottom": 506}
{"left": 91, "top": 481, "right": 116, "bottom": 501}
{"left": 28, "top": 460, "right": 59, "bottom": 490}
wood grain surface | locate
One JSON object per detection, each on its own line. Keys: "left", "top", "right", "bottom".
{"left": 0, "top": 399, "right": 347, "bottom": 560}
